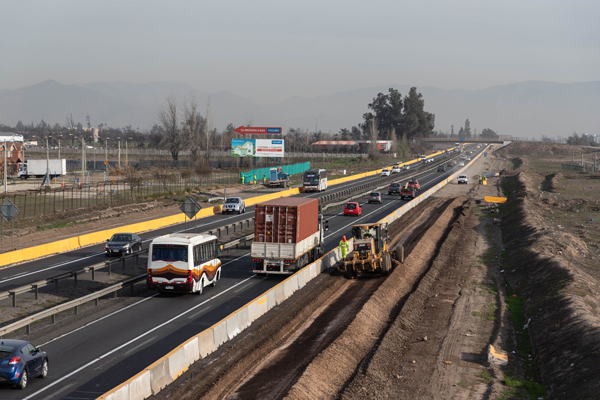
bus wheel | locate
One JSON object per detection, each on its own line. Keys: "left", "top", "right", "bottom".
{"left": 211, "top": 271, "right": 219, "bottom": 287}
{"left": 197, "top": 279, "right": 203, "bottom": 295}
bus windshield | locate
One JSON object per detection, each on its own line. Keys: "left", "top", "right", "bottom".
{"left": 152, "top": 245, "right": 188, "bottom": 262}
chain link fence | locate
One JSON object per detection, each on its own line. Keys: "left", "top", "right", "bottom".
{"left": 0, "top": 171, "right": 239, "bottom": 221}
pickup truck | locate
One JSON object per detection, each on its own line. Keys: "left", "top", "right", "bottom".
{"left": 407, "top": 180, "right": 420, "bottom": 190}
{"left": 400, "top": 187, "right": 416, "bottom": 200}
{"left": 388, "top": 182, "right": 401, "bottom": 195}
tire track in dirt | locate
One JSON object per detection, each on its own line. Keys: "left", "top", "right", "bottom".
{"left": 284, "top": 197, "right": 469, "bottom": 400}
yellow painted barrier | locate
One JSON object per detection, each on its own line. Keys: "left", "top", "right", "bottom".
{"left": 1, "top": 150, "right": 457, "bottom": 268}
{"left": 484, "top": 196, "right": 507, "bottom": 203}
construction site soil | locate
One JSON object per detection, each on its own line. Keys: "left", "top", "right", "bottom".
{"left": 151, "top": 144, "right": 599, "bottom": 400}
{"left": 4, "top": 142, "right": 600, "bottom": 399}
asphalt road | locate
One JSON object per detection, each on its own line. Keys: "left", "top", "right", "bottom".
{"left": 0, "top": 145, "right": 483, "bottom": 398}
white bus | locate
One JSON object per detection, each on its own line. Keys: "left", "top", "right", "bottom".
{"left": 147, "top": 233, "right": 221, "bottom": 294}
{"left": 302, "top": 169, "right": 327, "bottom": 192}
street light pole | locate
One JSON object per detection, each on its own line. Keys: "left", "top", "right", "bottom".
{"left": 118, "top": 137, "right": 121, "bottom": 166}
{"left": 46, "top": 135, "right": 50, "bottom": 187}
{"left": 105, "top": 136, "right": 108, "bottom": 173}
{"left": 125, "top": 137, "right": 132, "bottom": 168}
{"left": 3, "top": 140, "right": 7, "bottom": 193}
{"left": 81, "top": 136, "right": 85, "bottom": 184}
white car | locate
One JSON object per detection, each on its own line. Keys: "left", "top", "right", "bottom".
{"left": 222, "top": 197, "right": 246, "bottom": 214}
{"left": 457, "top": 174, "right": 468, "bottom": 184}
{"left": 458, "top": 161, "right": 465, "bottom": 166}
{"left": 402, "top": 165, "right": 410, "bottom": 171}
{"left": 391, "top": 166, "right": 401, "bottom": 173}
{"left": 381, "top": 169, "right": 391, "bottom": 177}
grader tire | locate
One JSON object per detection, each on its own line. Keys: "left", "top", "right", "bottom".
{"left": 344, "top": 263, "right": 355, "bottom": 280}
{"left": 381, "top": 254, "right": 391, "bottom": 276}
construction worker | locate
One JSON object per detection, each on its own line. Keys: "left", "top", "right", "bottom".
{"left": 263, "top": 174, "right": 266, "bottom": 185}
{"left": 479, "top": 175, "right": 482, "bottom": 185}
{"left": 253, "top": 174, "right": 257, "bottom": 184}
{"left": 483, "top": 176, "right": 488, "bottom": 185}
{"left": 339, "top": 235, "right": 349, "bottom": 259}
{"left": 241, "top": 175, "right": 245, "bottom": 185}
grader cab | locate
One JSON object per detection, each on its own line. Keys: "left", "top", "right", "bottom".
{"left": 343, "top": 222, "right": 393, "bottom": 279}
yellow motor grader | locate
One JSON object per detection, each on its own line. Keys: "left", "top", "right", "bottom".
{"left": 343, "top": 222, "right": 393, "bottom": 279}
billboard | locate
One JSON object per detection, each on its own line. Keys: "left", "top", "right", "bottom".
{"left": 231, "top": 139, "right": 285, "bottom": 158}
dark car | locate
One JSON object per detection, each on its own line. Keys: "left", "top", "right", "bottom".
{"left": 368, "top": 192, "right": 382, "bottom": 204}
{"left": 388, "top": 182, "right": 401, "bottom": 195}
{"left": 104, "top": 232, "right": 142, "bottom": 257}
{"left": 0, "top": 339, "right": 48, "bottom": 389}
{"left": 437, "top": 165, "right": 446, "bottom": 172}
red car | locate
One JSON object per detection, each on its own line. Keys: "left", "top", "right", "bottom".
{"left": 344, "top": 202, "right": 362, "bottom": 216}
{"left": 407, "top": 180, "right": 420, "bottom": 190}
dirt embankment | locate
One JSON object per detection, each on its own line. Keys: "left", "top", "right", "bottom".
{"left": 500, "top": 171, "right": 600, "bottom": 399}
{"left": 284, "top": 197, "right": 468, "bottom": 400}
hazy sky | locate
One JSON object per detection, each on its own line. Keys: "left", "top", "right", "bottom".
{"left": 2, "top": 0, "right": 598, "bottom": 104}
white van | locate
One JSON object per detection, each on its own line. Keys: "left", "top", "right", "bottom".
{"left": 147, "top": 233, "right": 221, "bottom": 294}
{"left": 457, "top": 175, "right": 468, "bottom": 184}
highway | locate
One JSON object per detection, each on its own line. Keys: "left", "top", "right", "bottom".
{"left": 0, "top": 145, "right": 483, "bottom": 398}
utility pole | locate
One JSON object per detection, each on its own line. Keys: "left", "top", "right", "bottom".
{"left": 46, "top": 135, "right": 50, "bottom": 187}
{"left": 3, "top": 140, "right": 6, "bottom": 193}
{"left": 118, "top": 137, "right": 121, "bottom": 166}
{"left": 81, "top": 136, "right": 85, "bottom": 183}
{"left": 126, "top": 137, "right": 132, "bottom": 168}
{"left": 105, "top": 135, "right": 108, "bottom": 173}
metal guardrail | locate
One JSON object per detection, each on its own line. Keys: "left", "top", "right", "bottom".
{"left": 0, "top": 217, "right": 256, "bottom": 308}
{"left": 0, "top": 154, "right": 465, "bottom": 336}
{"left": 0, "top": 274, "right": 147, "bottom": 336}
{"left": 318, "top": 152, "right": 453, "bottom": 209}
{"left": 0, "top": 231, "right": 257, "bottom": 337}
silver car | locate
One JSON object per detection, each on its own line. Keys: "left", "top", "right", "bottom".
{"left": 222, "top": 197, "right": 246, "bottom": 214}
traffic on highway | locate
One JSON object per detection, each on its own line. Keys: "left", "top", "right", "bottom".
{"left": 0, "top": 144, "right": 484, "bottom": 398}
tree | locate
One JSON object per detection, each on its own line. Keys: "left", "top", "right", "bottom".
{"left": 66, "top": 113, "right": 76, "bottom": 145}
{"left": 458, "top": 127, "right": 465, "bottom": 137}
{"left": 451, "top": 125, "right": 455, "bottom": 137}
{"left": 464, "top": 119, "right": 471, "bottom": 138}
{"left": 401, "top": 87, "right": 435, "bottom": 140}
{"left": 361, "top": 88, "right": 403, "bottom": 140}
{"left": 158, "top": 96, "right": 182, "bottom": 161}
{"left": 182, "top": 94, "right": 205, "bottom": 162}
{"left": 481, "top": 128, "right": 499, "bottom": 139}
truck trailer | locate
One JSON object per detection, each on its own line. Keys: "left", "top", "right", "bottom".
{"left": 17, "top": 159, "right": 67, "bottom": 179}
{"left": 251, "top": 197, "right": 327, "bottom": 274}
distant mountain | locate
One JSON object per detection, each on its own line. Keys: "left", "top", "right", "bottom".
{"left": 1, "top": 80, "right": 599, "bottom": 138}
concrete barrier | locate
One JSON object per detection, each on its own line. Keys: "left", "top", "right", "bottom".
{"left": 213, "top": 320, "right": 228, "bottom": 347}
{"left": 183, "top": 338, "right": 200, "bottom": 367}
{"left": 128, "top": 371, "right": 152, "bottom": 400}
{"left": 168, "top": 347, "right": 188, "bottom": 380}
{"left": 197, "top": 329, "right": 217, "bottom": 358}
{"left": 97, "top": 148, "right": 468, "bottom": 400}
{"left": 149, "top": 358, "right": 172, "bottom": 395}
{"left": 226, "top": 307, "right": 249, "bottom": 340}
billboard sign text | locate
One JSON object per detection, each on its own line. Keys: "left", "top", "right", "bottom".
{"left": 231, "top": 139, "right": 285, "bottom": 158}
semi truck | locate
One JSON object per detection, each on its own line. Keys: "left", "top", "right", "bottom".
{"left": 17, "top": 159, "right": 67, "bottom": 179}
{"left": 251, "top": 197, "right": 328, "bottom": 274}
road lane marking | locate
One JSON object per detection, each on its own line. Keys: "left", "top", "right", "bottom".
{"left": 24, "top": 274, "right": 257, "bottom": 400}
{"left": 37, "top": 253, "right": 251, "bottom": 348}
